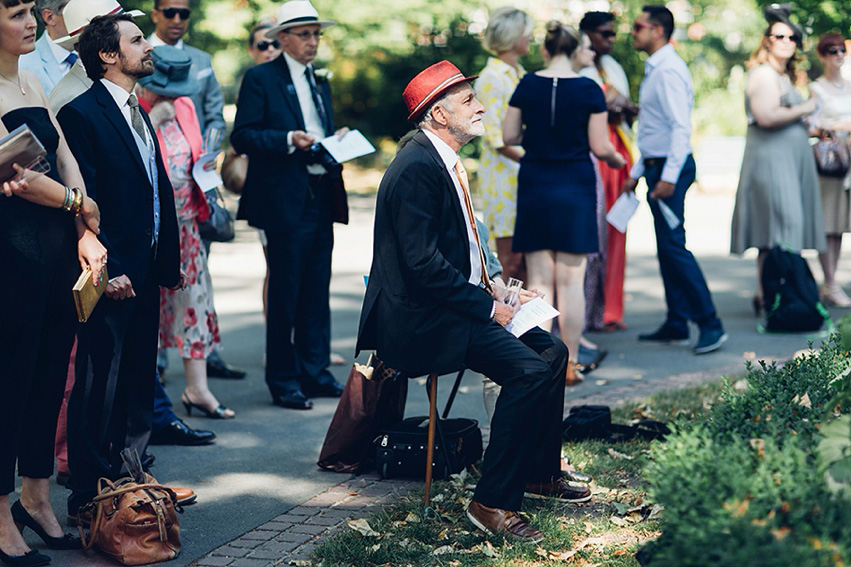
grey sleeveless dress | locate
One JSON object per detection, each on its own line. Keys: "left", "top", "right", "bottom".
{"left": 730, "top": 65, "right": 825, "bottom": 253}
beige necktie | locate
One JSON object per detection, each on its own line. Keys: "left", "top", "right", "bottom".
{"left": 455, "top": 158, "right": 493, "bottom": 295}
{"left": 127, "top": 94, "right": 148, "bottom": 141}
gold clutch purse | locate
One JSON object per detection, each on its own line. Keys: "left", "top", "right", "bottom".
{"left": 72, "top": 266, "right": 108, "bottom": 323}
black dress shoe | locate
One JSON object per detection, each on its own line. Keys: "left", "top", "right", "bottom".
{"left": 303, "top": 381, "right": 344, "bottom": 398}
{"left": 150, "top": 418, "right": 216, "bottom": 446}
{"left": 0, "top": 549, "right": 51, "bottom": 567}
{"left": 273, "top": 391, "right": 313, "bottom": 410}
{"left": 206, "top": 358, "right": 246, "bottom": 379}
{"left": 11, "top": 501, "right": 82, "bottom": 550}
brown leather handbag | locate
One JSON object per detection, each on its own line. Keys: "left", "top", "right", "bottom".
{"left": 79, "top": 474, "right": 182, "bottom": 565}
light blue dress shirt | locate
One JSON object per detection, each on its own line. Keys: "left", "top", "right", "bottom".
{"left": 630, "top": 43, "right": 694, "bottom": 184}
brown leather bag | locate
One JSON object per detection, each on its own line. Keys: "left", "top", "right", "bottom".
{"left": 79, "top": 474, "right": 182, "bottom": 565}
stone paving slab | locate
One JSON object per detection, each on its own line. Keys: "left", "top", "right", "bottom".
{"left": 190, "top": 473, "right": 419, "bottom": 566}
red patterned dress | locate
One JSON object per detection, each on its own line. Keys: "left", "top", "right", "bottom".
{"left": 158, "top": 118, "right": 221, "bottom": 359}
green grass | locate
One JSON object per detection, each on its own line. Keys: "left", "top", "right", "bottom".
{"left": 311, "top": 379, "right": 731, "bottom": 567}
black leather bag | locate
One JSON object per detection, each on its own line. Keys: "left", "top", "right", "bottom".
{"left": 375, "top": 416, "right": 482, "bottom": 480}
{"left": 198, "top": 188, "right": 235, "bottom": 243}
{"left": 813, "top": 135, "right": 850, "bottom": 178}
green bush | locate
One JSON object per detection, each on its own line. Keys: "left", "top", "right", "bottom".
{"left": 642, "top": 335, "right": 851, "bottom": 566}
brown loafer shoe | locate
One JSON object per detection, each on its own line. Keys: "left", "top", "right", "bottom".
{"left": 525, "top": 477, "right": 592, "bottom": 503}
{"left": 171, "top": 486, "right": 197, "bottom": 506}
{"left": 466, "top": 501, "right": 544, "bottom": 543}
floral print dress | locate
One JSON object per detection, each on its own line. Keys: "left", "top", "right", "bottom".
{"left": 158, "top": 118, "right": 221, "bottom": 359}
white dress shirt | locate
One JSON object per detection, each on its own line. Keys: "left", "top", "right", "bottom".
{"left": 630, "top": 43, "right": 694, "bottom": 184}
{"left": 282, "top": 52, "right": 327, "bottom": 174}
{"left": 46, "top": 34, "right": 78, "bottom": 75}
{"left": 422, "top": 129, "right": 484, "bottom": 288}
{"left": 99, "top": 78, "right": 152, "bottom": 149}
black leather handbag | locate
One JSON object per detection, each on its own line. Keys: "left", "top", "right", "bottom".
{"left": 375, "top": 416, "right": 482, "bottom": 480}
{"left": 198, "top": 188, "right": 235, "bottom": 243}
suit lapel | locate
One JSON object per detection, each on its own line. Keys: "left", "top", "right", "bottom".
{"left": 92, "top": 81, "right": 150, "bottom": 183}
{"left": 412, "top": 131, "right": 467, "bottom": 242}
{"left": 274, "top": 56, "right": 305, "bottom": 131}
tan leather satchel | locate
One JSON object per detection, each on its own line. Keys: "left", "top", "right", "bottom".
{"left": 221, "top": 146, "right": 248, "bottom": 195}
{"left": 79, "top": 474, "right": 182, "bottom": 565}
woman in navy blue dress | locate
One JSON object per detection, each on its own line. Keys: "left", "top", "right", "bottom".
{"left": 504, "top": 21, "right": 624, "bottom": 385}
{"left": 0, "top": 1, "right": 106, "bottom": 564}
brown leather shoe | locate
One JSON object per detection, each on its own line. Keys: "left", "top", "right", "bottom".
{"left": 466, "top": 501, "right": 544, "bottom": 543}
{"left": 171, "top": 486, "right": 197, "bottom": 506}
{"left": 525, "top": 477, "right": 592, "bottom": 503}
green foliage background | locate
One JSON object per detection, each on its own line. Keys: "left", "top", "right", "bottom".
{"left": 115, "top": 0, "right": 849, "bottom": 144}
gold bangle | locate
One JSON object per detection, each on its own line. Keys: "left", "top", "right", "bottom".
{"left": 70, "top": 187, "right": 83, "bottom": 216}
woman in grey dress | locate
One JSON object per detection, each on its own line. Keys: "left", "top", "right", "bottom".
{"left": 730, "top": 6, "right": 823, "bottom": 314}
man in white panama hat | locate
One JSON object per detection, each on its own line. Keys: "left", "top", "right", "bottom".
{"left": 48, "top": 0, "right": 144, "bottom": 111}
{"left": 232, "top": 0, "right": 349, "bottom": 410}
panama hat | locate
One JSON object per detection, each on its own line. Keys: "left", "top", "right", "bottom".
{"left": 55, "top": 0, "right": 144, "bottom": 49}
{"left": 265, "top": 0, "right": 336, "bottom": 39}
{"left": 403, "top": 60, "right": 478, "bottom": 122}
{"left": 137, "top": 46, "right": 200, "bottom": 98}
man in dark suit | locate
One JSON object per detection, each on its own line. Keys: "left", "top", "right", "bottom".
{"left": 231, "top": 0, "right": 348, "bottom": 410}
{"left": 357, "top": 61, "right": 590, "bottom": 543}
{"left": 58, "top": 13, "right": 187, "bottom": 519}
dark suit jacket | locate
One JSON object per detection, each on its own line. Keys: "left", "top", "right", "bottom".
{"left": 231, "top": 55, "right": 343, "bottom": 231}
{"left": 57, "top": 80, "right": 180, "bottom": 290}
{"left": 356, "top": 130, "right": 493, "bottom": 376}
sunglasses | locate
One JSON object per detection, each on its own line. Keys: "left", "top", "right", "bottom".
{"left": 595, "top": 30, "right": 616, "bottom": 38}
{"left": 255, "top": 40, "right": 280, "bottom": 51}
{"left": 769, "top": 33, "right": 799, "bottom": 43}
{"left": 285, "top": 30, "right": 322, "bottom": 41}
{"left": 160, "top": 7, "right": 191, "bottom": 20}
{"left": 826, "top": 47, "right": 847, "bottom": 56}
{"left": 633, "top": 21, "right": 657, "bottom": 32}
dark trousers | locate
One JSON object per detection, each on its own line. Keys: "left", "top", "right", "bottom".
{"left": 67, "top": 273, "right": 159, "bottom": 512}
{"left": 467, "top": 325, "right": 567, "bottom": 511}
{"left": 151, "top": 370, "right": 176, "bottom": 432}
{"left": 264, "top": 177, "right": 335, "bottom": 398}
{"left": 644, "top": 155, "right": 721, "bottom": 333}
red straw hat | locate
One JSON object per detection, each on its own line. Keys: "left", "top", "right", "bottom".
{"left": 403, "top": 61, "right": 478, "bottom": 122}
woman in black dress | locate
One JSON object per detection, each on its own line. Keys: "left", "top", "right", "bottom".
{"left": 0, "top": 1, "right": 105, "bottom": 565}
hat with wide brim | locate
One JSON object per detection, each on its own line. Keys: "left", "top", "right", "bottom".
{"left": 403, "top": 60, "right": 477, "bottom": 122}
{"left": 137, "top": 45, "right": 200, "bottom": 98}
{"left": 265, "top": 0, "right": 336, "bottom": 39}
{"left": 55, "top": 0, "right": 144, "bottom": 49}
{"left": 763, "top": 3, "right": 804, "bottom": 48}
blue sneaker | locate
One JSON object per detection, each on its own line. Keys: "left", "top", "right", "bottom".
{"left": 694, "top": 328, "right": 728, "bottom": 354}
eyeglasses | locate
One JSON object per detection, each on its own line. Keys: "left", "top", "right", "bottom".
{"left": 826, "top": 47, "right": 847, "bottom": 56}
{"left": 160, "top": 7, "right": 191, "bottom": 20}
{"left": 254, "top": 40, "right": 280, "bottom": 51}
{"left": 769, "top": 33, "right": 799, "bottom": 43}
{"left": 633, "top": 21, "right": 657, "bottom": 32}
{"left": 285, "top": 30, "right": 322, "bottom": 41}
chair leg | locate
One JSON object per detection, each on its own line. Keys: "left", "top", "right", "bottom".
{"left": 424, "top": 372, "right": 438, "bottom": 509}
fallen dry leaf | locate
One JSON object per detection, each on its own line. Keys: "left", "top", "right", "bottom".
{"left": 404, "top": 512, "right": 419, "bottom": 523}
{"left": 347, "top": 518, "right": 380, "bottom": 537}
{"left": 585, "top": 520, "right": 594, "bottom": 534}
{"left": 610, "top": 516, "right": 628, "bottom": 527}
{"left": 607, "top": 448, "right": 634, "bottom": 460}
{"left": 432, "top": 545, "right": 455, "bottom": 556}
{"left": 772, "top": 527, "right": 792, "bottom": 541}
{"left": 793, "top": 392, "right": 812, "bottom": 408}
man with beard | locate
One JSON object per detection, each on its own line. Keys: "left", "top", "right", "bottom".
{"left": 357, "top": 61, "right": 590, "bottom": 544}
{"left": 58, "top": 13, "right": 186, "bottom": 521}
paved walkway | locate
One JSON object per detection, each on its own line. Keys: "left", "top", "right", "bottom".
{"left": 31, "top": 183, "right": 845, "bottom": 566}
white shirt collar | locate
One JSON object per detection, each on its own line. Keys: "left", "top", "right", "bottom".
{"left": 149, "top": 34, "right": 184, "bottom": 50}
{"left": 422, "top": 128, "right": 460, "bottom": 171}
{"left": 100, "top": 78, "right": 134, "bottom": 107}
{"left": 46, "top": 33, "right": 74, "bottom": 64}
{"left": 646, "top": 42, "right": 675, "bottom": 70}
{"left": 282, "top": 51, "right": 309, "bottom": 79}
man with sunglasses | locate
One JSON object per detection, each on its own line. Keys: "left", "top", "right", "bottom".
{"left": 622, "top": 5, "right": 727, "bottom": 355}
{"left": 232, "top": 0, "right": 349, "bottom": 410}
{"left": 149, "top": 0, "right": 224, "bottom": 138}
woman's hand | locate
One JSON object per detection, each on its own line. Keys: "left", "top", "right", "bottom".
{"left": 0, "top": 175, "right": 28, "bottom": 197}
{"left": 78, "top": 229, "right": 107, "bottom": 285}
{"left": 80, "top": 195, "right": 100, "bottom": 234}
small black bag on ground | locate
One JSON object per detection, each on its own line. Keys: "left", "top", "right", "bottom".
{"left": 761, "top": 246, "right": 830, "bottom": 332}
{"left": 563, "top": 405, "right": 670, "bottom": 443}
{"left": 375, "top": 417, "right": 482, "bottom": 480}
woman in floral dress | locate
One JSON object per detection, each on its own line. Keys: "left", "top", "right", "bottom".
{"left": 139, "top": 46, "right": 233, "bottom": 419}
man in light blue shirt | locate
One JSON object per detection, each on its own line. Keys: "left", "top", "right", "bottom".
{"left": 622, "top": 5, "right": 726, "bottom": 354}
{"left": 20, "top": 0, "right": 78, "bottom": 95}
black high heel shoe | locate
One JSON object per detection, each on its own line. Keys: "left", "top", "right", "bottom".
{"left": 181, "top": 392, "right": 235, "bottom": 419}
{"left": 11, "top": 501, "right": 81, "bottom": 551}
{"left": 0, "top": 548, "right": 50, "bottom": 567}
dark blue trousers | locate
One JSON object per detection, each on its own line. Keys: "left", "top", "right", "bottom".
{"left": 151, "top": 370, "right": 177, "bottom": 431}
{"left": 643, "top": 155, "right": 721, "bottom": 333}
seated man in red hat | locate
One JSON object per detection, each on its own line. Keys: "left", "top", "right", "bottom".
{"left": 356, "top": 61, "right": 591, "bottom": 543}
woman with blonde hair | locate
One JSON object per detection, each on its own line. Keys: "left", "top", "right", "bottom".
{"left": 504, "top": 21, "right": 624, "bottom": 384}
{"left": 476, "top": 6, "right": 533, "bottom": 283}
{"left": 810, "top": 32, "right": 851, "bottom": 306}
{"left": 730, "top": 5, "right": 823, "bottom": 312}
